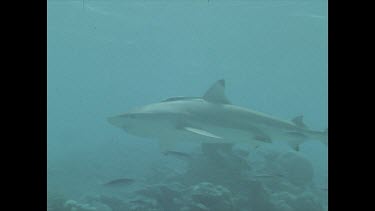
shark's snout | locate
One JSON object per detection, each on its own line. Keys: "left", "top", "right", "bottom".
{"left": 107, "top": 116, "right": 125, "bottom": 128}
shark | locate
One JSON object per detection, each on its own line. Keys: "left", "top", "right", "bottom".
{"left": 108, "top": 80, "right": 328, "bottom": 152}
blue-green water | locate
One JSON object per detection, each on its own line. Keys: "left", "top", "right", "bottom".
{"left": 48, "top": 1, "right": 327, "bottom": 210}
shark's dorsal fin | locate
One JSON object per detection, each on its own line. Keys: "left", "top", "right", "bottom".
{"left": 292, "top": 115, "right": 307, "bottom": 128}
{"left": 203, "top": 79, "right": 231, "bottom": 104}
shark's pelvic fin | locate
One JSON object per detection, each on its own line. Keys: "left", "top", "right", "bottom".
{"left": 291, "top": 115, "right": 308, "bottom": 128}
{"left": 287, "top": 140, "right": 301, "bottom": 152}
{"left": 183, "top": 127, "right": 223, "bottom": 139}
{"left": 203, "top": 79, "right": 231, "bottom": 104}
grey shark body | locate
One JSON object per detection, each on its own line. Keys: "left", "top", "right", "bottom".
{"left": 108, "top": 80, "right": 327, "bottom": 151}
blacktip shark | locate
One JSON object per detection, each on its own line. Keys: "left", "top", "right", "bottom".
{"left": 108, "top": 80, "right": 328, "bottom": 152}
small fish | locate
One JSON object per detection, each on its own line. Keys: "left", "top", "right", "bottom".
{"left": 102, "top": 178, "right": 135, "bottom": 186}
{"left": 162, "top": 151, "right": 192, "bottom": 159}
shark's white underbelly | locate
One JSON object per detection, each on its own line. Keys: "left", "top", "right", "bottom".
{"left": 128, "top": 116, "right": 300, "bottom": 148}
{"left": 179, "top": 120, "right": 276, "bottom": 146}
{"left": 183, "top": 119, "right": 302, "bottom": 147}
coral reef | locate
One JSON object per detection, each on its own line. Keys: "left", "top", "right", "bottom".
{"left": 48, "top": 191, "right": 67, "bottom": 211}
{"left": 48, "top": 191, "right": 112, "bottom": 211}
{"left": 184, "top": 182, "right": 236, "bottom": 211}
{"left": 51, "top": 143, "right": 326, "bottom": 211}
{"left": 63, "top": 199, "right": 112, "bottom": 211}
{"left": 276, "top": 151, "right": 314, "bottom": 187}
{"left": 64, "top": 200, "right": 97, "bottom": 211}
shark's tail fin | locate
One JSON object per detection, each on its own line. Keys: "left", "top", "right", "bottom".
{"left": 317, "top": 128, "right": 328, "bottom": 146}
{"left": 309, "top": 128, "right": 328, "bottom": 146}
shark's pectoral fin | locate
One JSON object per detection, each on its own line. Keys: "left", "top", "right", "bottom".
{"left": 158, "top": 139, "right": 176, "bottom": 153}
{"left": 183, "top": 127, "right": 223, "bottom": 139}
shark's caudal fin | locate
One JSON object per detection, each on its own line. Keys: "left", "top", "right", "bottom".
{"left": 203, "top": 79, "right": 231, "bottom": 104}
{"left": 311, "top": 128, "right": 328, "bottom": 146}
{"left": 321, "top": 128, "right": 328, "bottom": 146}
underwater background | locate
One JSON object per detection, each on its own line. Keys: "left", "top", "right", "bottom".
{"left": 48, "top": 0, "right": 327, "bottom": 211}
